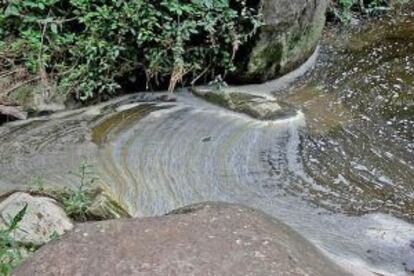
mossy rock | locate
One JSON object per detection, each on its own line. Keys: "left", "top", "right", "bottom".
{"left": 233, "top": 0, "right": 328, "bottom": 82}
{"left": 86, "top": 189, "right": 131, "bottom": 220}
{"left": 192, "top": 87, "right": 297, "bottom": 120}
{"left": 0, "top": 73, "right": 65, "bottom": 115}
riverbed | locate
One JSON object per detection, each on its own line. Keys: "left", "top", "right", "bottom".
{"left": 1, "top": 10, "right": 414, "bottom": 276}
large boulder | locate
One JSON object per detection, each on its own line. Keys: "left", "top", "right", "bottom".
{"left": 0, "top": 192, "right": 73, "bottom": 246}
{"left": 235, "top": 0, "right": 328, "bottom": 82}
{"left": 15, "top": 202, "right": 349, "bottom": 275}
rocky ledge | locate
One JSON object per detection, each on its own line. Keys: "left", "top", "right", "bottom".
{"left": 192, "top": 88, "right": 298, "bottom": 120}
{"left": 14, "top": 202, "right": 349, "bottom": 276}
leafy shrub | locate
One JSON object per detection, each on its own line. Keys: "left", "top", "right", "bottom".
{"left": 0, "top": 0, "right": 262, "bottom": 101}
{"left": 62, "top": 161, "right": 96, "bottom": 221}
{"left": 0, "top": 203, "right": 28, "bottom": 275}
{"left": 338, "top": 0, "right": 354, "bottom": 20}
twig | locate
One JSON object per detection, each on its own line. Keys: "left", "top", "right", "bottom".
{"left": 366, "top": 6, "right": 392, "bottom": 13}
{"left": 38, "top": 11, "right": 53, "bottom": 102}
{"left": 359, "top": 0, "right": 367, "bottom": 14}
{"left": 191, "top": 66, "right": 210, "bottom": 86}
{"left": 0, "top": 69, "right": 23, "bottom": 79}
{"left": 16, "top": 14, "right": 77, "bottom": 25}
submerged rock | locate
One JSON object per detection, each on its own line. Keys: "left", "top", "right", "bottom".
{"left": 193, "top": 88, "right": 297, "bottom": 120}
{"left": 0, "top": 192, "right": 73, "bottom": 246}
{"left": 14, "top": 202, "right": 349, "bottom": 276}
{"left": 234, "top": 0, "right": 328, "bottom": 82}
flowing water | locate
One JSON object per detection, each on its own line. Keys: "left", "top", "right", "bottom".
{"left": 1, "top": 11, "right": 414, "bottom": 276}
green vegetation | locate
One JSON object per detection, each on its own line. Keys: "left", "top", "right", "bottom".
{"left": 25, "top": 161, "right": 130, "bottom": 222}
{"left": 0, "top": 204, "right": 27, "bottom": 275}
{"left": 0, "top": 0, "right": 262, "bottom": 101}
{"left": 61, "top": 161, "right": 97, "bottom": 221}
{"left": 337, "top": 0, "right": 354, "bottom": 20}
{"left": 0, "top": 160, "right": 127, "bottom": 275}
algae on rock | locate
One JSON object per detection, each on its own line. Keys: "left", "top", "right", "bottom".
{"left": 234, "top": 0, "right": 328, "bottom": 82}
{"left": 192, "top": 87, "right": 297, "bottom": 120}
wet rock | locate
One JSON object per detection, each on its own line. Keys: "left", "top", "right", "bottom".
{"left": 14, "top": 202, "right": 349, "bottom": 276}
{"left": 0, "top": 192, "right": 73, "bottom": 246}
{"left": 193, "top": 88, "right": 297, "bottom": 120}
{"left": 86, "top": 189, "right": 131, "bottom": 220}
{"left": 235, "top": 0, "right": 328, "bottom": 82}
{"left": 0, "top": 105, "right": 27, "bottom": 121}
{"left": 7, "top": 81, "right": 65, "bottom": 116}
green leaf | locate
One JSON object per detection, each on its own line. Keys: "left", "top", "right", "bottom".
{"left": 4, "top": 5, "right": 20, "bottom": 16}
{"left": 51, "top": 23, "right": 58, "bottom": 34}
{"left": 8, "top": 203, "right": 28, "bottom": 232}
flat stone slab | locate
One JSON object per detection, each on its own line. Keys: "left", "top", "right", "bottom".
{"left": 14, "top": 202, "right": 349, "bottom": 275}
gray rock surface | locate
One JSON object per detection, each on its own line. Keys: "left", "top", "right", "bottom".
{"left": 0, "top": 192, "right": 73, "bottom": 246}
{"left": 0, "top": 105, "right": 27, "bottom": 121}
{"left": 15, "top": 202, "right": 349, "bottom": 276}
{"left": 236, "top": 0, "right": 328, "bottom": 82}
{"left": 8, "top": 82, "right": 65, "bottom": 114}
{"left": 192, "top": 88, "right": 297, "bottom": 120}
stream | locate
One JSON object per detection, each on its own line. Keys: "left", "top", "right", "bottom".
{"left": 1, "top": 10, "right": 414, "bottom": 276}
